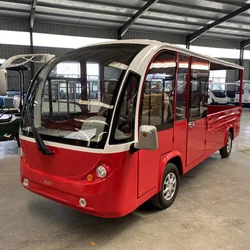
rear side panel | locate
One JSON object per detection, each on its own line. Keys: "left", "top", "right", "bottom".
{"left": 206, "top": 106, "right": 241, "bottom": 156}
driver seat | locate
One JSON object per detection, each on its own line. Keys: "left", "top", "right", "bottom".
{"left": 97, "top": 81, "right": 117, "bottom": 116}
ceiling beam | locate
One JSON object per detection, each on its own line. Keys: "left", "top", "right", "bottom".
{"left": 0, "top": 0, "right": 31, "bottom": 4}
{"left": 30, "top": 0, "right": 37, "bottom": 29}
{"left": 241, "top": 38, "right": 250, "bottom": 49}
{"left": 118, "top": 0, "right": 159, "bottom": 39}
{"left": 28, "top": 1, "right": 250, "bottom": 27}
{"left": 187, "top": 3, "right": 250, "bottom": 45}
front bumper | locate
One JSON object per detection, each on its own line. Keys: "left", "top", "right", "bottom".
{"left": 20, "top": 158, "right": 129, "bottom": 218}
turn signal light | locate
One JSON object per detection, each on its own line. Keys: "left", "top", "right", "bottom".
{"left": 87, "top": 174, "right": 94, "bottom": 182}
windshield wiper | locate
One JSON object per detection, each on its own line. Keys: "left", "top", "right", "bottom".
{"left": 26, "top": 107, "right": 54, "bottom": 156}
{"left": 24, "top": 89, "right": 54, "bottom": 156}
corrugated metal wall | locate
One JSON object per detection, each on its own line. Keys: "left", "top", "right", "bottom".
{"left": 0, "top": 17, "right": 242, "bottom": 49}
{"left": 192, "top": 38, "right": 240, "bottom": 49}
{"left": 34, "top": 21, "right": 118, "bottom": 39}
{"left": 0, "top": 17, "right": 249, "bottom": 90}
{"left": 124, "top": 30, "right": 186, "bottom": 44}
{"left": 0, "top": 17, "right": 29, "bottom": 32}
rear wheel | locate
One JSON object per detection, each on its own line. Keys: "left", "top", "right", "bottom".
{"left": 151, "top": 163, "right": 180, "bottom": 209}
{"left": 220, "top": 131, "right": 232, "bottom": 158}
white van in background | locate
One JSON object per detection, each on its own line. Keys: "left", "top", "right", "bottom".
{"left": 235, "top": 80, "right": 250, "bottom": 106}
{"left": 224, "top": 83, "right": 240, "bottom": 104}
{"left": 208, "top": 83, "right": 228, "bottom": 104}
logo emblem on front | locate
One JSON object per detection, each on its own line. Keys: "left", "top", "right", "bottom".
{"left": 44, "top": 180, "right": 52, "bottom": 186}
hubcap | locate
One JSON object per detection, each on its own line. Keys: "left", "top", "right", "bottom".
{"left": 227, "top": 136, "right": 232, "bottom": 153}
{"left": 163, "top": 172, "right": 177, "bottom": 201}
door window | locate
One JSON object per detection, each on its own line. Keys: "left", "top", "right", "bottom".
{"left": 110, "top": 72, "right": 141, "bottom": 144}
{"left": 140, "top": 51, "right": 176, "bottom": 131}
{"left": 189, "top": 57, "right": 209, "bottom": 121}
{"left": 176, "top": 54, "right": 189, "bottom": 121}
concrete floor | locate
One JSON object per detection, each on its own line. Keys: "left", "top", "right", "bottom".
{"left": 1, "top": 110, "right": 250, "bottom": 250}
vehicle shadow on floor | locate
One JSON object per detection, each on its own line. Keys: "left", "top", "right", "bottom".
{"left": 26, "top": 153, "right": 223, "bottom": 247}
{"left": 27, "top": 197, "right": 142, "bottom": 246}
{"left": 137, "top": 153, "right": 222, "bottom": 214}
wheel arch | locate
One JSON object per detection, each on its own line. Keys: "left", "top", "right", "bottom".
{"left": 224, "top": 125, "right": 234, "bottom": 144}
{"left": 158, "top": 151, "right": 184, "bottom": 192}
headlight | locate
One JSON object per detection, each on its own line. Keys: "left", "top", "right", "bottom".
{"left": 96, "top": 165, "right": 107, "bottom": 178}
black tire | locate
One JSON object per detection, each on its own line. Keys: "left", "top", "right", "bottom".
{"left": 220, "top": 131, "right": 232, "bottom": 158}
{"left": 151, "top": 163, "right": 180, "bottom": 209}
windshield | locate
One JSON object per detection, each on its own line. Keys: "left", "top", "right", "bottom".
{"left": 21, "top": 44, "right": 146, "bottom": 149}
{"left": 209, "top": 83, "right": 227, "bottom": 98}
{"left": 244, "top": 83, "right": 250, "bottom": 93}
{"left": 235, "top": 80, "right": 250, "bottom": 93}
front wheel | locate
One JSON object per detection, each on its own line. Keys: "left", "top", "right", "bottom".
{"left": 151, "top": 163, "right": 180, "bottom": 209}
{"left": 220, "top": 131, "right": 232, "bottom": 158}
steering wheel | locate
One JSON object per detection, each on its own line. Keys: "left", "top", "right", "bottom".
{"left": 117, "top": 114, "right": 132, "bottom": 134}
{"left": 102, "top": 109, "right": 132, "bottom": 133}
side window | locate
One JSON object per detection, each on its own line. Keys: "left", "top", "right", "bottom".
{"left": 176, "top": 54, "right": 189, "bottom": 121}
{"left": 189, "top": 57, "right": 209, "bottom": 121}
{"left": 111, "top": 72, "right": 141, "bottom": 143}
{"left": 140, "top": 51, "right": 176, "bottom": 131}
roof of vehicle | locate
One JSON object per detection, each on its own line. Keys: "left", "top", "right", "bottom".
{"left": 76, "top": 39, "right": 244, "bottom": 71}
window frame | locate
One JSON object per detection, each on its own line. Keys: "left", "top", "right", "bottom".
{"left": 109, "top": 71, "right": 141, "bottom": 145}
{"left": 188, "top": 57, "right": 210, "bottom": 122}
{"left": 175, "top": 53, "right": 190, "bottom": 122}
{"left": 139, "top": 49, "right": 177, "bottom": 132}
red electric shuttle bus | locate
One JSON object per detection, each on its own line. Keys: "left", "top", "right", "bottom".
{"left": 19, "top": 40, "right": 243, "bottom": 218}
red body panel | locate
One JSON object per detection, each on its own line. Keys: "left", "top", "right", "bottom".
{"left": 206, "top": 106, "right": 241, "bottom": 156}
{"left": 20, "top": 105, "right": 242, "bottom": 218}
{"left": 187, "top": 118, "right": 206, "bottom": 166}
{"left": 21, "top": 140, "right": 140, "bottom": 218}
{"left": 138, "top": 128, "right": 173, "bottom": 197}
{"left": 19, "top": 47, "right": 243, "bottom": 218}
{"left": 22, "top": 142, "right": 102, "bottom": 180}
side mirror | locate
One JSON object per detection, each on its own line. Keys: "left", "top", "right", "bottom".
{"left": 134, "top": 125, "right": 158, "bottom": 151}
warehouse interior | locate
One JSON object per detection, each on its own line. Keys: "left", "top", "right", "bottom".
{"left": 1, "top": 0, "right": 250, "bottom": 249}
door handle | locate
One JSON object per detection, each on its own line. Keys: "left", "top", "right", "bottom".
{"left": 189, "top": 121, "right": 195, "bottom": 128}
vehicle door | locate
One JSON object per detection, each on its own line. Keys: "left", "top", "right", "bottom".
{"left": 174, "top": 54, "right": 190, "bottom": 168}
{"left": 187, "top": 57, "right": 209, "bottom": 166}
{"left": 138, "top": 50, "right": 176, "bottom": 197}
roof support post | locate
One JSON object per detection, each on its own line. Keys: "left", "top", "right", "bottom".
{"left": 118, "top": 0, "right": 159, "bottom": 39}
{"left": 239, "top": 38, "right": 250, "bottom": 67}
{"left": 239, "top": 42, "right": 244, "bottom": 67}
{"left": 186, "top": 3, "right": 250, "bottom": 45}
{"left": 186, "top": 38, "right": 190, "bottom": 50}
{"left": 30, "top": 0, "right": 37, "bottom": 30}
{"left": 29, "top": 0, "right": 37, "bottom": 78}
{"left": 29, "top": 29, "right": 34, "bottom": 78}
